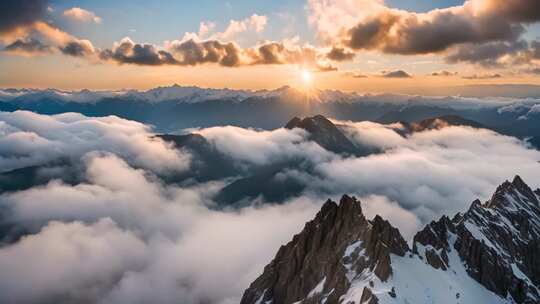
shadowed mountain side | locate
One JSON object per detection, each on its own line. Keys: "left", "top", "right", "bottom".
{"left": 0, "top": 159, "right": 81, "bottom": 194}
{"left": 157, "top": 134, "right": 239, "bottom": 183}
{"left": 403, "top": 115, "right": 485, "bottom": 133}
{"left": 285, "top": 115, "right": 377, "bottom": 156}
{"left": 214, "top": 162, "right": 308, "bottom": 207}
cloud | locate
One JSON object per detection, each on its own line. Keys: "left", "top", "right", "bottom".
{"left": 3, "top": 38, "right": 52, "bottom": 55}
{"left": 59, "top": 39, "right": 95, "bottom": 57}
{"left": 101, "top": 37, "right": 330, "bottom": 70}
{"left": 445, "top": 40, "right": 529, "bottom": 67}
{"left": 307, "top": 0, "right": 540, "bottom": 63}
{"left": 431, "top": 70, "right": 457, "bottom": 77}
{"left": 0, "top": 218, "right": 147, "bottom": 304}
{"left": 462, "top": 73, "right": 502, "bottom": 79}
{"left": 310, "top": 123, "right": 540, "bottom": 223}
{"left": 63, "top": 7, "right": 102, "bottom": 24}
{"left": 194, "top": 14, "right": 267, "bottom": 41}
{"left": 0, "top": 111, "right": 189, "bottom": 173}
{"left": 0, "top": 0, "right": 48, "bottom": 36}
{"left": 196, "top": 126, "right": 335, "bottom": 165}
{"left": 382, "top": 70, "right": 412, "bottom": 78}
{"left": 100, "top": 38, "right": 178, "bottom": 66}
{"left": 1, "top": 111, "right": 540, "bottom": 304}
{"left": 347, "top": 72, "right": 368, "bottom": 78}
{"left": 0, "top": 151, "right": 320, "bottom": 304}
{"left": 326, "top": 47, "right": 355, "bottom": 61}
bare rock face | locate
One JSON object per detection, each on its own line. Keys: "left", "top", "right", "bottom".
{"left": 412, "top": 175, "right": 540, "bottom": 303}
{"left": 242, "top": 176, "right": 540, "bottom": 304}
{"left": 453, "top": 176, "right": 540, "bottom": 303}
{"left": 240, "top": 195, "right": 408, "bottom": 304}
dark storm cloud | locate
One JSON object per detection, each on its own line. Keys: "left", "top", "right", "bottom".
{"left": 382, "top": 70, "right": 411, "bottom": 78}
{"left": 0, "top": 0, "right": 48, "bottom": 35}
{"left": 326, "top": 47, "right": 355, "bottom": 61}
{"left": 4, "top": 38, "right": 51, "bottom": 54}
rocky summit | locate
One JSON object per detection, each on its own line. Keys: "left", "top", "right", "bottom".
{"left": 241, "top": 176, "right": 540, "bottom": 304}
{"left": 285, "top": 115, "right": 369, "bottom": 156}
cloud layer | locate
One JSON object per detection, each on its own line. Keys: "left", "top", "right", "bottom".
{"left": 1, "top": 111, "right": 540, "bottom": 303}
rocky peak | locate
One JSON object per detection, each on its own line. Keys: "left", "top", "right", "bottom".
{"left": 406, "top": 115, "right": 484, "bottom": 133}
{"left": 241, "top": 195, "right": 408, "bottom": 304}
{"left": 284, "top": 115, "right": 361, "bottom": 156}
{"left": 414, "top": 175, "right": 540, "bottom": 303}
{"left": 243, "top": 176, "right": 540, "bottom": 304}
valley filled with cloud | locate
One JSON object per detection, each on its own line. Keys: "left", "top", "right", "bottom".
{"left": 0, "top": 108, "right": 539, "bottom": 303}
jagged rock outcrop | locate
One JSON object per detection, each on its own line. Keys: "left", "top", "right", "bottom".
{"left": 240, "top": 195, "right": 408, "bottom": 304}
{"left": 242, "top": 176, "right": 540, "bottom": 304}
{"left": 414, "top": 176, "right": 540, "bottom": 303}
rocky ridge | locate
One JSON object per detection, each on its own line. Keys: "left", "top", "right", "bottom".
{"left": 241, "top": 176, "right": 540, "bottom": 304}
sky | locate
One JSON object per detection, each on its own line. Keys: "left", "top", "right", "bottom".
{"left": 1, "top": 0, "right": 540, "bottom": 92}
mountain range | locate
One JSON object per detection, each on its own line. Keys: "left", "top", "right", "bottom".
{"left": 1, "top": 85, "right": 540, "bottom": 138}
{"left": 241, "top": 176, "right": 540, "bottom": 304}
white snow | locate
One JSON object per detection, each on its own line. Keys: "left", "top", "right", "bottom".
{"left": 340, "top": 234, "right": 513, "bottom": 304}
{"left": 307, "top": 277, "right": 327, "bottom": 298}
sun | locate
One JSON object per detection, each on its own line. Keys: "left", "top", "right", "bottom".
{"left": 301, "top": 70, "right": 312, "bottom": 85}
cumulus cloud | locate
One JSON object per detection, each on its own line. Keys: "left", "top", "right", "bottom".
{"left": 58, "top": 39, "right": 96, "bottom": 57}
{"left": 307, "top": 0, "right": 540, "bottom": 66}
{"left": 207, "top": 14, "right": 267, "bottom": 41}
{"left": 326, "top": 47, "right": 355, "bottom": 61}
{"left": 100, "top": 38, "right": 178, "bottom": 65}
{"left": 100, "top": 37, "right": 331, "bottom": 70}
{"left": 3, "top": 38, "right": 52, "bottom": 55}
{"left": 63, "top": 7, "right": 102, "bottom": 24}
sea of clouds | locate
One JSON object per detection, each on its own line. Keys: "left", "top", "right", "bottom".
{"left": 0, "top": 110, "right": 539, "bottom": 303}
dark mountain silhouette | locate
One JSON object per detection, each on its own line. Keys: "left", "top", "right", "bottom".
{"left": 285, "top": 115, "right": 373, "bottom": 156}
{"left": 157, "top": 133, "right": 238, "bottom": 182}
{"left": 403, "top": 115, "right": 485, "bottom": 133}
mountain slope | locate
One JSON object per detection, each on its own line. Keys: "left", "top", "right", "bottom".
{"left": 405, "top": 115, "right": 485, "bottom": 132}
{"left": 242, "top": 176, "right": 540, "bottom": 304}
{"left": 285, "top": 115, "right": 371, "bottom": 156}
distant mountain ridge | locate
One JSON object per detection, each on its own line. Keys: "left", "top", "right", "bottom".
{"left": 242, "top": 176, "right": 540, "bottom": 304}
{"left": 2, "top": 85, "right": 540, "bottom": 137}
